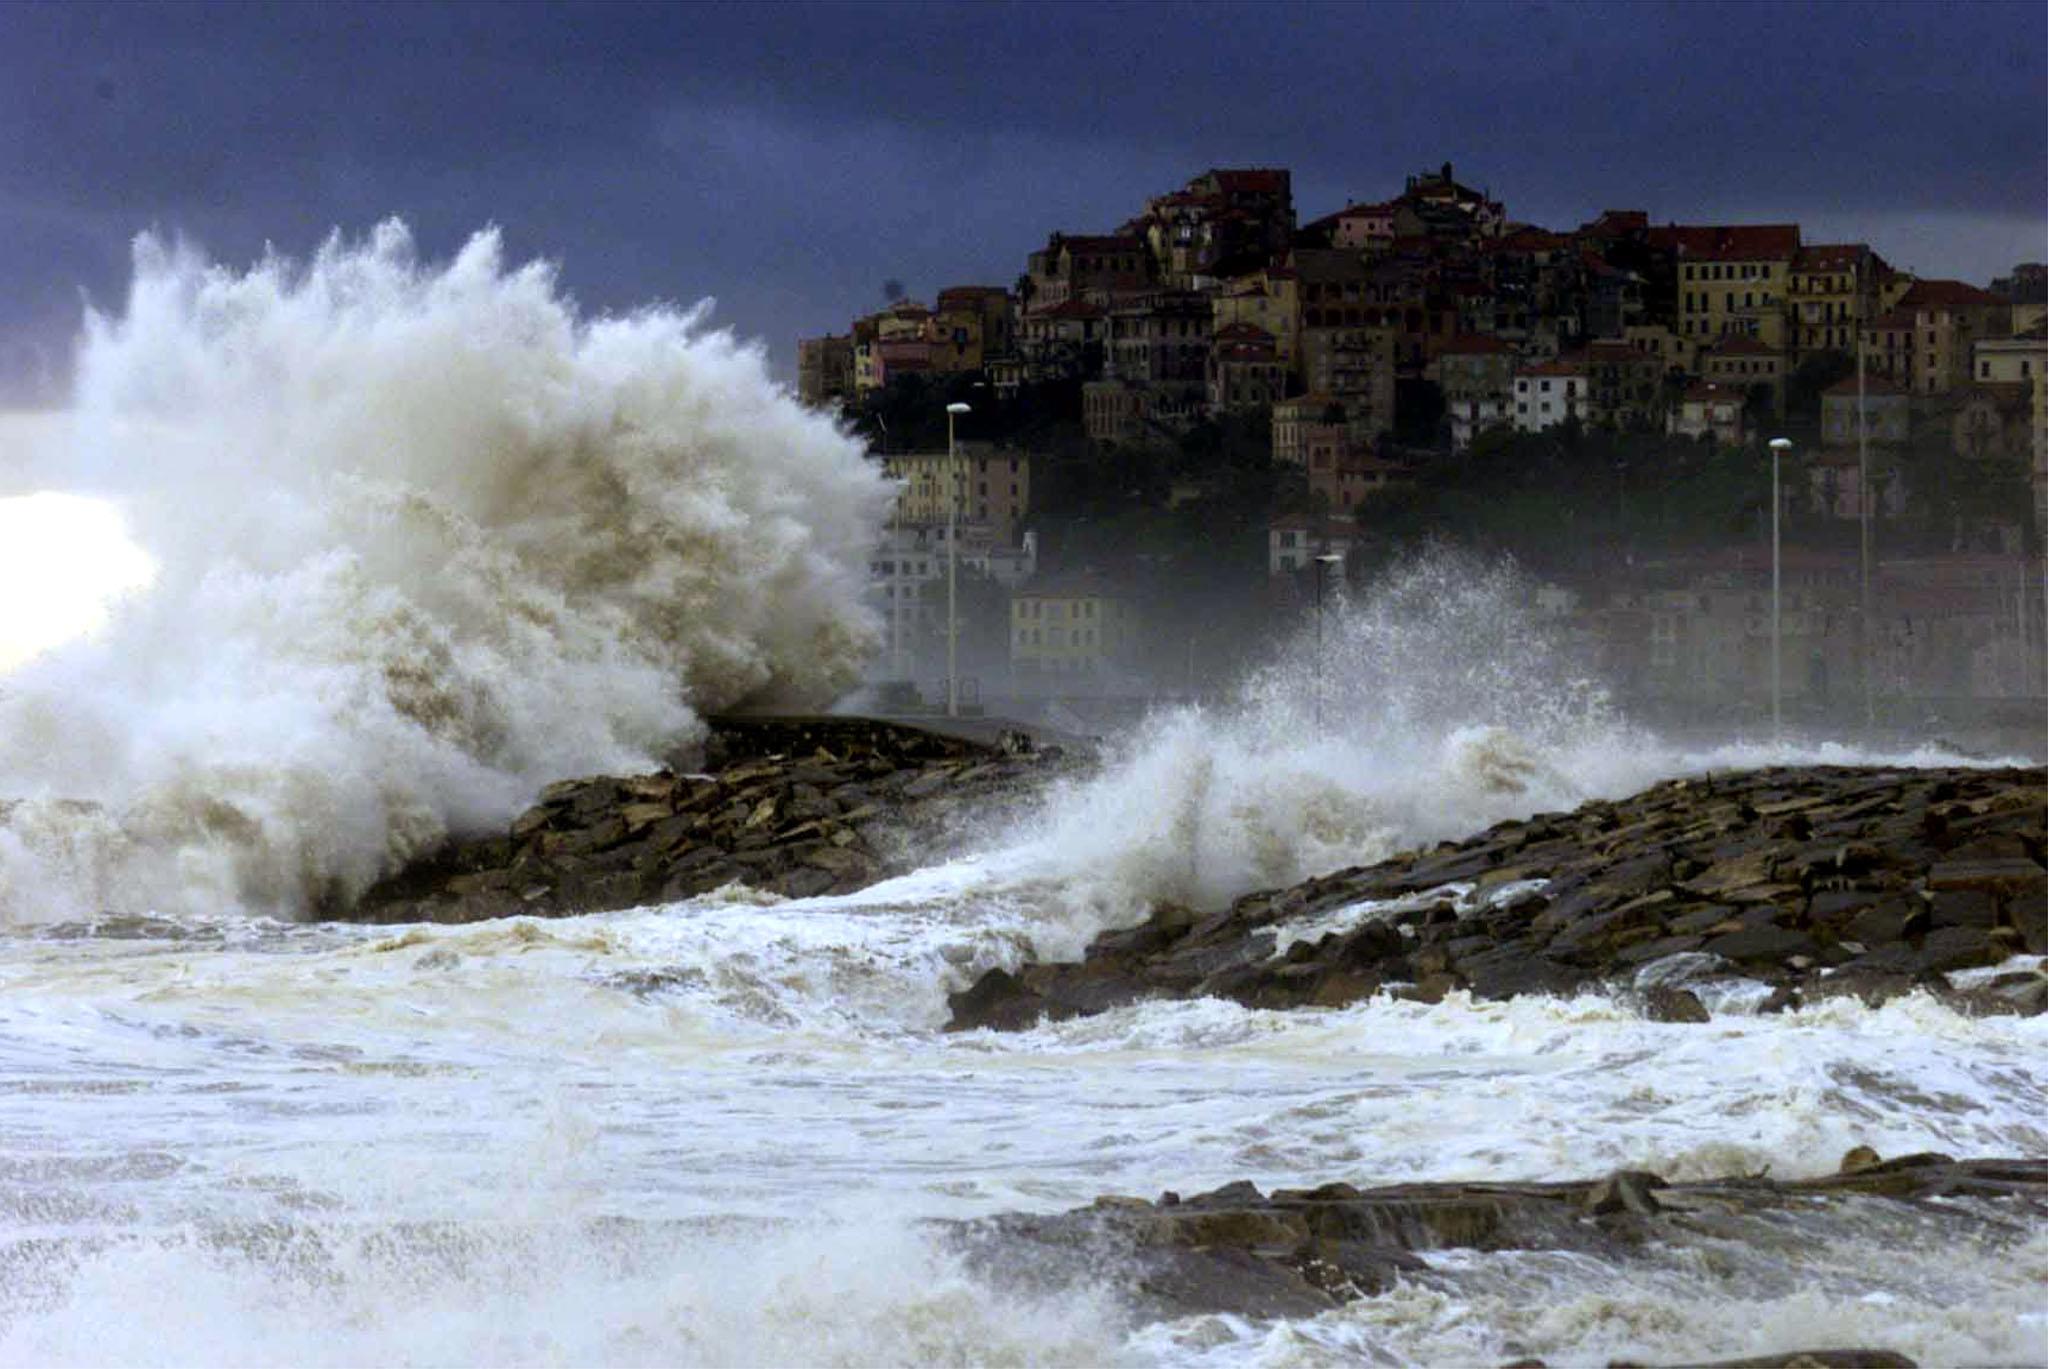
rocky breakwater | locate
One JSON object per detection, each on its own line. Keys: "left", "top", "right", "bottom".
{"left": 949, "top": 765, "right": 2048, "bottom": 1029}
{"left": 950, "top": 1148, "right": 2044, "bottom": 1364}
{"left": 345, "top": 716, "right": 1076, "bottom": 923}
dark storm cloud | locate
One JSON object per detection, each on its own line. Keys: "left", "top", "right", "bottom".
{"left": 1, "top": 0, "right": 2043, "bottom": 400}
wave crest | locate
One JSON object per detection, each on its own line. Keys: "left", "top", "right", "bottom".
{"left": 0, "top": 221, "right": 891, "bottom": 920}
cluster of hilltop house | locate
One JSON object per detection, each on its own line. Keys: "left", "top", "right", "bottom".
{"left": 799, "top": 164, "right": 2048, "bottom": 731}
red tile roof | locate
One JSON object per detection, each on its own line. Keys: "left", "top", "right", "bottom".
{"left": 1709, "top": 336, "right": 1778, "bottom": 357}
{"left": 1649, "top": 224, "right": 1801, "bottom": 261}
{"left": 1899, "top": 278, "right": 2006, "bottom": 313}
{"left": 1032, "top": 298, "right": 1103, "bottom": 320}
{"left": 1440, "top": 333, "right": 1516, "bottom": 355}
{"left": 1581, "top": 209, "right": 1650, "bottom": 235}
{"left": 1793, "top": 244, "right": 1870, "bottom": 272}
{"left": 1682, "top": 382, "right": 1744, "bottom": 403}
{"left": 1213, "top": 321, "right": 1277, "bottom": 342}
{"left": 1517, "top": 356, "right": 1587, "bottom": 377}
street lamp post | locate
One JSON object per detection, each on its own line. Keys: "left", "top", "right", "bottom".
{"left": 1856, "top": 336, "right": 1873, "bottom": 733}
{"left": 945, "top": 401, "right": 971, "bottom": 718}
{"left": 1768, "top": 437, "right": 1793, "bottom": 742}
{"left": 1313, "top": 552, "right": 1344, "bottom": 732}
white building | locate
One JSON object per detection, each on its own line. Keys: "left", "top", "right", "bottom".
{"left": 1267, "top": 516, "right": 1356, "bottom": 576}
{"left": 1510, "top": 356, "right": 1587, "bottom": 432}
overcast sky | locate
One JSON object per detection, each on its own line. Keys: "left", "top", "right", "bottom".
{"left": 2, "top": 0, "right": 2044, "bottom": 401}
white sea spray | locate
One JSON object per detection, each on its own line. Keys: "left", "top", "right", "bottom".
{"left": 0, "top": 222, "right": 891, "bottom": 921}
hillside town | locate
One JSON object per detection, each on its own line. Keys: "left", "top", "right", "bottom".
{"left": 798, "top": 163, "right": 2048, "bottom": 741}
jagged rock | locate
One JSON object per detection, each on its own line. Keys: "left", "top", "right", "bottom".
{"left": 949, "top": 765, "right": 2048, "bottom": 1030}
{"left": 951, "top": 1158, "right": 2041, "bottom": 1343}
{"left": 1642, "top": 985, "right": 1711, "bottom": 1023}
{"left": 1635, "top": 1353, "right": 1916, "bottom": 1368}
{"left": 1702, "top": 924, "right": 1820, "bottom": 965}
{"left": 341, "top": 715, "right": 1083, "bottom": 924}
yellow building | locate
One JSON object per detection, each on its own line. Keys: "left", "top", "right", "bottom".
{"left": 1622, "top": 322, "right": 1690, "bottom": 373}
{"left": 1701, "top": 336, "right": 1786, "bottom": 413}
{"left": 931, "top": 286, "right": 1015, "bottom": 373}
{"left": 1211, "top": 265, "right": 1300, "bottom": 373}
{"left": 879, "top": 446, "right": 1033, "bottom": 545}
{"left": 1972, "top": 328, "right": 2046, "bottom": 386}
{"left": 1009, "top": 577, "right": 1137, "bottom": 680}
{"left": 1662, "top": 224, "right": 1800, "bottom": 351}
{"left": 1787, "top": 243, "right": 1890, "bottom": 358}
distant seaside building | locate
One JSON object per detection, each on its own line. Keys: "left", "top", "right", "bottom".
{"left": 1511, "top": 355, "right": 1587, "bottom": 432}
{"left": 1009, "top": 575, "right": 1138, "bottom": 682}
{"left": 1658, "top": 222, "right": 1801, "bottom": 351}
{"left": 879, "top": 445, "right": 1032, "bottom": 545}
{"left": 1434, "top": 334, "right": 1518, "bottom": 450}
{"left": 796, "top": 334, "right": 853, "bottom": 407}
{"left": 1668, "top": 381, "right": 1745, "bottom": 445}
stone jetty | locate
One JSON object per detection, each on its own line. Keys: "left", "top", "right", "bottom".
{"left": 949, "top": 765, "right": 2048, "bottom": 1029}
{"left": 344, "top": 714, "right": 1078, "bottom": 923}
{"left": 950, "top": 1148, "right": 2042, "bottom": 1365}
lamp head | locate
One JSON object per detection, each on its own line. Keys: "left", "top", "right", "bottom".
{"left": 1768, "top": 437, "right": 1793, "bottom": 451}
{"left": 946, "top": 402, "right": 972, "bottom": 414}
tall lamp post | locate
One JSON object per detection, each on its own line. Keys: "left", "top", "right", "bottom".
{"left": 944, "top": 401, "right": 971, "bottom": 718}
{"left": 1855, "top": 336, "right": 1873, "bottom": 733}
{"left": 1768, "top": 436, "right": 1793, "bottom": 742}
{"left": 1313, "top": 552, "right": 1344, "bottom": 732}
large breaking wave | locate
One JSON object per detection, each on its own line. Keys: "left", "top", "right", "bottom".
{"left": 0, "top": 222, "right": 891, "bottom": 922}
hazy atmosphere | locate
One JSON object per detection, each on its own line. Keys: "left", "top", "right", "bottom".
{"left": 2, "top": 0, "right": 2043, "bottom": 399}
{"left": 2, "top": 4, "right": 2046, "bottom": 1367}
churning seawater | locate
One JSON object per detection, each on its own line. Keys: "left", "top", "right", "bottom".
{"left": 2, "top": 866, "right": 2046, "bottom": 1366}
{"left": 2, "top": 226, "right": 2043, "bottom": 1365}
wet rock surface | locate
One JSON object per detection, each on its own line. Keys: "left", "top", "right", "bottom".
{"left": 949, "top": 765, "right": 2048, "bottom": 1029}
{"left": 951, "top": 1152, "right": 2044, "bottom": 1364}
{"left": 344, "top": 716, "right": 1077, "bottom": 923}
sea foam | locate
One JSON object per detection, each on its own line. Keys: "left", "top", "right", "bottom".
{"left": 0, "top": 222, "right": 891, "bottom": 921}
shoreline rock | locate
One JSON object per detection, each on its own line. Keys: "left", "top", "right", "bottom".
{"left": 948, "top": 765, "right": 2048, "bottom": 1029}
{"left": 948, "top": 1150, "right": 2042, "bottom": 1364}
{"left": 341, "top": 715, "right": 1082, "bottom": 923}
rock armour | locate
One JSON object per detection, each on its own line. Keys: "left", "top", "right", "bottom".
{"left": 948, "top": 765, "right": 2048, "bottom": 1028}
